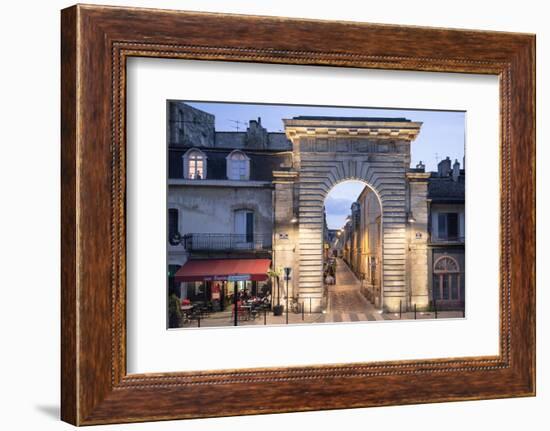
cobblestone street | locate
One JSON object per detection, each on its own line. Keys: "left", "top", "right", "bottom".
{"left": 318, "top": 258, "right": 387, "bottom": 323}
{"left": 317, "top": 259, "right": 465, "bottom": 323}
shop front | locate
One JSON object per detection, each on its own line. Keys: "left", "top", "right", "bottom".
{"left": 174, "top": 259, "right": 272, "bottom": 311}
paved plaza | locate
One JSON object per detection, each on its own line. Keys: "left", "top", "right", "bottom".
{"left": 318, "top": 258, "right": 386, "bottom": 323}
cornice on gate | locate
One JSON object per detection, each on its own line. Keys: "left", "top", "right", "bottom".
{"left": 273, "top": 170, "right": 299, "bottom": 184}
{"left": 283, "top": 118, "right": 422, "bottom": 141}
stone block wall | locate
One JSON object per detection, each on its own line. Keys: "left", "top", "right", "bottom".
{"left": 406, "top": 173, "right": 431, "bottom": 310}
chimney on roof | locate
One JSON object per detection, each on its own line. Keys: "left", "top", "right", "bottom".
{"left": 452, "top": 159, "right": 460, "bottom": 182}
{"left": 438, "top": 156, "right": 452, "bottom": 177}
{"left": 416, "top": 161, "right": 425, "bottom": 172}
{"left": 246, "top": 116, "right": 268, "bottom": 149}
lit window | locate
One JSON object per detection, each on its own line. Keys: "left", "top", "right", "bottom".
{"left": 183, "top": 149, "right": 206, "bottom": 179}
{"left": 226, "top": 150, "right": 250, "bottom": 180}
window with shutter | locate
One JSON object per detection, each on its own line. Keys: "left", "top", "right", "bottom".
{"left": 168, "top": 208, "right": 179, "bottom": 240}
{"left": 227, "top": 150, "right": 250, "bottom": 180}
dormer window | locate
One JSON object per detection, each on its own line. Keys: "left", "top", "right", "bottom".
{"left": 183, "top": 149, "right": 207, "bottom": 179}
{"left": 226, "top": 150, "right": 250, "bottom": 180}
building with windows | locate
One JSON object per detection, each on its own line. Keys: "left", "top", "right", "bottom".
{"left": 346, "top": 156, "right": 465, "bottom": 311}
{"left": 167, "top": 102, "right": 292, "bottom": 309}
{"left": 426, "top": 157, "right": 465, "bottom": 309}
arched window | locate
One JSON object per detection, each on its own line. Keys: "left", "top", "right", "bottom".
{"left": 183, "top": 149, "right": 206, "bottom": 179}
{"left": 226, "top": 150, "right": 250, "bottom": 180}
{"left": 433, "top": 256, "right": 461, "bottom": 301}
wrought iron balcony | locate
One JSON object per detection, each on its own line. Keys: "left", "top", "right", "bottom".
{"left": 430, "top": 235, "right": 465, "bottom": 244}
{"left": 180, "top": 233, "right": 271, "bottom": 251}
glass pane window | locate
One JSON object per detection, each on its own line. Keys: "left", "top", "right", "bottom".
{"left": 436, "top": 212, "right": 460, "bottom": 240}
{"left": 231, "top": 160, "right": 247, "bottom": 179}
{"left": 187, "top": 150, "right": 205, "bottom": 179}
{"left": 433, "top": 275, "right": 441, "bottom": 300}
{"left": 447, "top": 213, "right": 459, "bottom": 239}
{"left": 168, "top": 208, "right": 179, "bottom": 239}
{"left": 228, "top": 151, "right": 249, "bottom": 180}
{"left": 442, "top": 275, "right": 449, "bottom": 299}
{"left": 450, "top": 275, "right": 459, "bottom": 300}
{"left": 437, "top": 213, "right": 447, "bottom": 238}
{"left": 234, "top": 210, "right": 254, "bottom": 243}
{"left": 433, "top": 256, "right": 461, "bottom": 302}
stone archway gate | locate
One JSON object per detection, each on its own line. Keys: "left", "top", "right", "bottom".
{"left": 272, "top": 116, "right": 423, "bottom": 313}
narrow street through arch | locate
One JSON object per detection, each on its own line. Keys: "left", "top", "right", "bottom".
{"left": 319, "top": 258, "right": 386, "bottom": 323}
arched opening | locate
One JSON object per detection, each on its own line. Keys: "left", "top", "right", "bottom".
{"left": 226, "top": 149, "right": 250, "bottom": 180}
{"left": 323, "top": 179, "right": 383, "bottom": 313}
{"left": 432, "top": 255, "right": 463, "bottom": 307}
{"left": 183, "top": 148, "right": 207, "bottom": 180}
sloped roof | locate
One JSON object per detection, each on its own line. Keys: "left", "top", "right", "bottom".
{"left": 168, "top": 147, "right": 291, "bottom": 181}
{"left": 428, "top": 174, "right": 465, "bottom": 202}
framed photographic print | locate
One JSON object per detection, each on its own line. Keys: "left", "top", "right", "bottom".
{"left": 61, "top": 4, "right": 535, "bottom": 425}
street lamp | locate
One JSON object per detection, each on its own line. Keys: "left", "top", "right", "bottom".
{"left": 407, "top": 212, "right": 416, "bottom": 223}
{"left": 284, "top": 267, "right": 292, "bottom": 324}
{"left": 290, "top": 215, "right": 298, "bottom": 224}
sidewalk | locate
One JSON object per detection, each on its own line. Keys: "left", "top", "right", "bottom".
{"left": 179, "top": 307, "right": 324, "bottom": 328}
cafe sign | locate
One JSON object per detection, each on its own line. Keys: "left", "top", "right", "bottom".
{"left": 228, "top": 275, "right": 251, "bottom": 282}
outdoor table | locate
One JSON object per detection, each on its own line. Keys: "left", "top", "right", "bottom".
{"left": 240, "top": 305, "right": 252, "bottom": 320}
{"left": 181, "top": 304, "right": 194, "bottom": 322}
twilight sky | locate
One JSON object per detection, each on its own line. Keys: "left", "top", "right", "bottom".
{"left": 187, "top": 101, "right": 465, "bottom": 229}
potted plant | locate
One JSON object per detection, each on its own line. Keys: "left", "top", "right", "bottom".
{"left": 168, "top": 293, "right": 182, "bottom": 328}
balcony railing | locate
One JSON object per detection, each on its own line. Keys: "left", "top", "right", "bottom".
{"left": 431, "top": 235, "right": 465, "bottom": 244}
{"left": 182, "top": 233, "right": 271, "bottom": 251}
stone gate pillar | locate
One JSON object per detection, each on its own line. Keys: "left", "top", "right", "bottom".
{"left": 281, "top": 116, "right": 422, "bottom": 314}
{"left": 406, "top": 172, "right": 431, "bottom": 310}
{"left": 272, "top": 171, "right": 299, "bottom": 304}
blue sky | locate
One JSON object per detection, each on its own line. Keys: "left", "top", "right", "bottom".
{"left": 187, "top": 101, "right": 465, "bottom": 229}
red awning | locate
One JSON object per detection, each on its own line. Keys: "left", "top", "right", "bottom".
{"left": 174, "top": 259, "right": 271, "bottom": 283}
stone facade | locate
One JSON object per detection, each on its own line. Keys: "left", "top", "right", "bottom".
{"left": 167, "top": 102, "right": 292, "bottom": 301}
{"left": 277, "top": 116, "right": 422, "bottom": 312}
{"left": 342, "top": 159, "right": 465, "bottom": 312}
{"left": 406, "top": 172, "right": 431, "bottom": 309}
